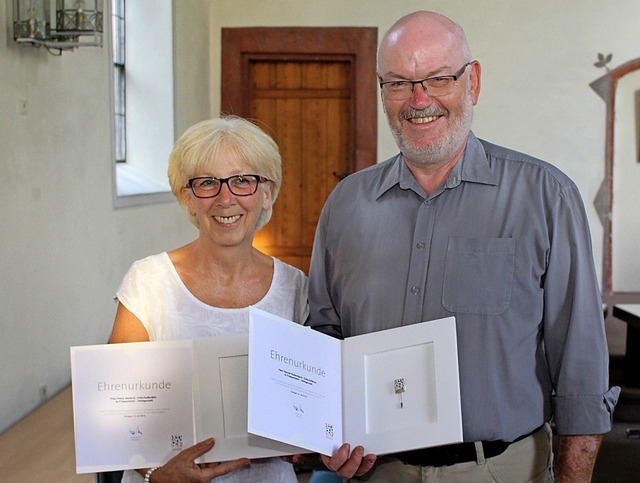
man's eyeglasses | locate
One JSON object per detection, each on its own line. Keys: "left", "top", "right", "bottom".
{"left": 379, "top": 62, "right": 472, "bottom": 100}
{"left": 186, "top": 174, "right": 268, "bottom": 198}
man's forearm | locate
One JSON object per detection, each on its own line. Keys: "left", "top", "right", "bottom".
{"left": 554, "top": 434, "right": 603, "bottom": 482}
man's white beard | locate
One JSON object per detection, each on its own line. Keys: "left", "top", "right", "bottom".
{"left": 388, "top": 98, "right": 474, "bottom": 167}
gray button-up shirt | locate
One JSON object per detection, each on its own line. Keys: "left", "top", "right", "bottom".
{"left": 308, "top": 132, "right": 618, "bottom": 442}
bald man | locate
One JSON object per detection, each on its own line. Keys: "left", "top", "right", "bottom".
{"left": 308, "top": 11, "right": 618, "bottom": 482}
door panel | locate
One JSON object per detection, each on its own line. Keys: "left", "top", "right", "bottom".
{"left": 251, "top": 61, "right": 351, "bottom": 272}
{"left": 221, "top": 28, "right": 377, "bottom": 273}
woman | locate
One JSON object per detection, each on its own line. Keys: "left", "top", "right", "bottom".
{"left": 109, "top": 116, "right": 308, "bottom": 482}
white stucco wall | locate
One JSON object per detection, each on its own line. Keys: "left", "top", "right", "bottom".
{"left": 0, "top": 0, "right": 208, "bottom": 432}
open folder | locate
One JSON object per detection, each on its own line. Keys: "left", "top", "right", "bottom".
{"left": 70, "top": 309, "right": 462, "bottom": 473}
{"left": 70, "top": 334, "right": 306, "bottom": 474}
{"left": 247, "top": 307, "right": 463, "bottom": 456}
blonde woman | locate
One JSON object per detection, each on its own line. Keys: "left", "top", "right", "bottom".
{"left": 110, "top": 116, "right": 308, "bottom": 483}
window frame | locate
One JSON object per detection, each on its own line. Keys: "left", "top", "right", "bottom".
{"left": 111, "top": 0, "right": 175, "bottom": 208}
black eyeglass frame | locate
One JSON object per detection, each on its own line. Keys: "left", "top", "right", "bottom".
{"left": 378, "top": 62, "right": 473, "bottom": 98}
{"left": 186, "top": 174, "right": 269, "bottom": 198}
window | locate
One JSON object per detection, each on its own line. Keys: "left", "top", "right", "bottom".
{"left": 111, "top": 0, "right": 175, "bottom": 207}
{"left": 112, "top": 0, "right": 125, "bottom": 163}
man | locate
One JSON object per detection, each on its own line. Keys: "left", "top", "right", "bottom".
{"left": 308, "top": 10, "right": 619, "bottom": 482}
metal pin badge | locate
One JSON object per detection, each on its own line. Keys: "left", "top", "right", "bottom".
{"left": 394, "top": 378, "right": 406, "bottom": 408}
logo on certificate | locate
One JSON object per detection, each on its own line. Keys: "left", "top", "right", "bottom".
{"left": 171, "top": 434, "right": 184, "bottom": 449}
{"left": 129, "top": 426, "right": 143, "bottom": 441}
{"left": 325, "top": 423, "right": 334, "bottom": 440}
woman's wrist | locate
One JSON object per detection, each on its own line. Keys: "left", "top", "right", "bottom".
{"left": 144, "top": 466, "right": 160, "bottom": 482}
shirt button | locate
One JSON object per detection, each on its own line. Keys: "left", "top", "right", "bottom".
{"left": 411, "top": 286, "right": 420, "bottom": 295}
{"left": 416, "top": 242, "right": 425, "bottom": 250}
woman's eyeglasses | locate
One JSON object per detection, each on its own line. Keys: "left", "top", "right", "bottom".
{"left": 186, "top": 174, "right": 269, "bottom": 198}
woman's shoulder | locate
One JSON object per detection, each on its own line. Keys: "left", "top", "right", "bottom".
{"left": 123, "top": 252, "right": 173, "bottom": 281}
{"left": 130, "top": 252, "right": 170, "bottom": 269}
{"left": 273, "top": 257, "right": 307, "bottom": 281}
{"left": 264, "top": 258, "right": 309, "bottom": 323}
{"left": 116, "top": 252, "right": 177, "bottom": 315}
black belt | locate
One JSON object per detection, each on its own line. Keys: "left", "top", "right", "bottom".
{"left": 395, "top": 440, "right": 510, "bottom": 467}
{"left": 395, "top": 426, "right": 543, "bottom": 468}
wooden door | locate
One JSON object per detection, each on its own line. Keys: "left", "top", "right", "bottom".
{"left": 221, "top": 28, "right": 377, "bottom": 273}
{"left": 250, "top": 60, "right": 351, "bottom": 271}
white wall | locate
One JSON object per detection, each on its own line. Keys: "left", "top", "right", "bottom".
{"left": 1, "top": 0, "right": 639, "bottom": 432}
{"left": 0, "top": 0, "right": 209, "bottom": 433}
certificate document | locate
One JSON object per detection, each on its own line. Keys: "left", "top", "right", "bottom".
{"left": 248, "top": 307, "right": 462, "bottom": 456}
{"left": 71, "top": 335, "right": 307, "bottom": 474}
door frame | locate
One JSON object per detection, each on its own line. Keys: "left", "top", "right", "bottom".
{"left": 220, "top": 27, "right": 378, "bottom": 172}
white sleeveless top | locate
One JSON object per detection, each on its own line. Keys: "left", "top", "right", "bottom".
{"left": 116, "top": 252, "right": 308, "bottom": 483}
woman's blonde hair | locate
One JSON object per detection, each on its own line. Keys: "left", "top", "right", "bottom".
{"left": 168, "top": 116, "right": 282, "bottom": 230}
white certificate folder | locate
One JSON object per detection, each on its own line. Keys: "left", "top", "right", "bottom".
{"left": 248, "top": 307, "right": 463, "bottom": 457}
{"left": 70, "top": 335, "right": 306, "bottom": 474}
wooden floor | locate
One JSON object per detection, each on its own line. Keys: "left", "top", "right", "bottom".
{"left": 0, "top": 386, "right": 93, "bottom": 483}
{"left": 0, "top": 386, "right": 315, "bottom": 483}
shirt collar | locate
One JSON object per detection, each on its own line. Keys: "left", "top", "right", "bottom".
{"left": 456, "top": 132, "right": 497, "bottom": 187}
{"left": 375, "top": 132, "right": 497, "bottom": 200}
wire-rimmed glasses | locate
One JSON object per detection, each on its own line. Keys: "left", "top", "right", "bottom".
{"left": 379, "top": 62, "right": 472, "bottom": 100}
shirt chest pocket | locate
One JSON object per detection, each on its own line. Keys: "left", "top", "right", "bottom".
{"left": 442, "top": 237, "right": 515, "bottom": 315}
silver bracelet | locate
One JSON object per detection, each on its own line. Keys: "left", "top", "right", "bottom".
{"left": 144, "top": 466, "right": 160, "bottom": 482}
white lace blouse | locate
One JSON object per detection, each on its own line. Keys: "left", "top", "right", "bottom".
{"left": 116, "top": 252, "right": 308, "bottom": 483}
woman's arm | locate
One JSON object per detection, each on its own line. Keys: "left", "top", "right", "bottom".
{"left": 109, "top": 302, "right": 150, "bottom": 343}
{"left": 109, "top": 304, "right": 251, "bottom": 480}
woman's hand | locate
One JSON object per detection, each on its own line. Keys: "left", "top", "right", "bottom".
{"left": 142, "top": 438, "right": 250, "bottom": 482}
{"left": 320, "top": 444, "right": 377, "bottom": 479}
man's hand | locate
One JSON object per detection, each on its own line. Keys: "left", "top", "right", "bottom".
{"left": 554, "top": 434, "right": 603, "bottom": 483}
{"left": 141, "top": 438, "right": 250, "bottom": 482}
{"left": 321, "top": 444, "right": 377, "bottom": 479}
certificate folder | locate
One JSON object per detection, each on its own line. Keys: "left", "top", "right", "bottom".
{"left": 70, "top": 335, "right": 307, "bottom": 474}
{"left": 248, "top": 307, "right": 463, "bottom": 457}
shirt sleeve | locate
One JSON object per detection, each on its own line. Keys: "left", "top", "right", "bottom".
{"left": 288, "top": 263, "right": 310, "bottom": 325}
{"left": 297, "top": 275, "right": 310, "bottom": 325}
{"left": 307, "top": 197, "right": 344, "bottom": 339}
{"left": 543, "top": 182, "right": 619, "bottom": 434}
{"left": 114, "top": 258, "right": 155, "bottom": 337}
{"left": 115, "top": 261, "right": 146, "bottom": 320}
